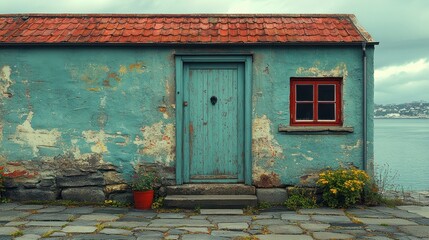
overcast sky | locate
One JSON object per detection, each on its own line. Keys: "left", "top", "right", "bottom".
{"left": 1, "top": 0, "right": 428, "bottom": 104}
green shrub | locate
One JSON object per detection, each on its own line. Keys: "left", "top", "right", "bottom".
{"left": 0, "top": 166, "right": 5, "bottom": 193}
{"left": 317, "top": 167, "right": 369, "bottom": 208}
{"left": 284, "top": 188, "right": 317, "bottom": 210}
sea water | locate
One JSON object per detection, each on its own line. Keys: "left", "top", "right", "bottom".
{"left": 375, "top": 119, "right": 429, "bottom": 190}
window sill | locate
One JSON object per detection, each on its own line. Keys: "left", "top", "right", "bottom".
{"left": 278, "top": 125, "right": 354, "bottom": 135}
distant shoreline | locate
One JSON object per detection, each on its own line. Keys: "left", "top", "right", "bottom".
{"left": 375, "top": 117, "right": 429, "bottom": 119}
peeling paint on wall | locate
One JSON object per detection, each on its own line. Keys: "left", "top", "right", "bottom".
{"left": 158, "top": 106, "right": 169, "bottom": 119}
{"left": 296, "top": 62, "right": 348, "bottom": 79}
{"left": 134, "top": 121, "right": 175, "bottom": 165}
{"left": 1, "top": 65, "right": 13, "bottom": 98}
{"left": 341, "top": 139, "right": 362, "bottom": 151}
{"left": 291, "top": 153, "right": 314, "bottom": 161}
{"left": 68, "top": 62, "right": 146, "bottom": 92}
{"left": 252, "top": 115, "right": 284, "bottom": 187}
{"left": 252, "top": 115, "right": 283, "bottom": 160}
{"left": 118, "top": 65, "right": 128, "bottom": 75}
{"left": 128, "top": 62, "right": 146, "bottom": 73}
{"left": 11, "top": 111, "right": 61, "bottom": 156}
{"left": 82, "top": 130, "right": 129, "bottom": 154}
{"left": 69, "top": 139, "right": 83, "bottom": 159}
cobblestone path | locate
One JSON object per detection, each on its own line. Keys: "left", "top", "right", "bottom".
{"left": 1, "top": 203, "right": 428, "bottom": 239}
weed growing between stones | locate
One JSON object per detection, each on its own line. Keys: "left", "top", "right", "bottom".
{"left": 0, "top": 166, "right": 5, "bottom": 194}
{"left": 257, "top": 201, "right": 273, "bottom": 210}
{"left": 151, "top": 197, "right": 165, "bottom": 209}
{"left": 261, "top": 226, "right": 271, "bottom": 235}
{"left": 104, "top": 199, "right": 131, "bottom": 208}
{"left": 284, "top": 187, "right": 318, "bottom": 210}
{"left": 41, "top": 230, "right": 56, "bottom": 238}
{"left": 345, "top": 212, "right": 363, "bottom": 224}
{"left": 243, "top": 206, "right": 259, "bottom": 215}
{"left": 0, "top": 166, "right": 10, "bottom": 203}
{"left": 96, "top": 223, "right": 105, "bottom": 232}
{"left": 11, "top": 230, "right": 24, "bottom": 237}
{"left": 156, "top": 208, "right": 181, "bottom": 213}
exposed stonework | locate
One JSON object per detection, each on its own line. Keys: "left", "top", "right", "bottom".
{"left": 62, "top": 187, "right": 105, "bottom": 202}
{"left": 299, "top": 171, "right": 321, "bottom": 187}
{"left": 1, "top": 156, "right": 171, "bottom": 203}
{"left": 4, "top": 188, "right": 58, "bottom": 201}
{"left": 56, "top": 173, "right": 105, "bottom": 187}
{"left": 104, "top": 184, "right": 128, "bottom": 194}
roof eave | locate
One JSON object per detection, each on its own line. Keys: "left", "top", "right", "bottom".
{"left": 0, "top": 13, "right": 360, "bottom": 18}
{"left": 0, "top": 41, "right": 379, "bottom": 46}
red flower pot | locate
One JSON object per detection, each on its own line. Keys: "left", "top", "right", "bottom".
{"left": 133, "top": 190, "right": 154, "bottom": 210}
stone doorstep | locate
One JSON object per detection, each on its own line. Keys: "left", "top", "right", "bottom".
{"left": 164, "top": 194, "right": 257, "bottom": 209}
{"left": 256, "top": 188, "right": 287, "bottom": 205}
{"left": 166, "top": 184, "right": 256, "bottom": 195}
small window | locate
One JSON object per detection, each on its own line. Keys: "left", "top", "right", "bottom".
{"left": 290, "top": 78, "right": 342, "bottom": 126}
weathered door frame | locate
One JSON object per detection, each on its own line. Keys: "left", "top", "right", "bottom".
{"left": 175, "top": 54, "right": 253, "bottom": 185}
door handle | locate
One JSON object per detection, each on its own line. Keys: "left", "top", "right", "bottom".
{"left": 183, "top": 101, "right": 188, "bottom": 106}
{"left": 210, "top": 96, "right": 217, "bottom": 105}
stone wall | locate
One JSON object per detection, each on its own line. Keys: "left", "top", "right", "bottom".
{"left": 1, "top": 155, "right": 174, "bottom": 203}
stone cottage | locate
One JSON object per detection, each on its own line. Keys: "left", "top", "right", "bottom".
{"left": 0, "top": 14, "right": 376, "bottom": 206}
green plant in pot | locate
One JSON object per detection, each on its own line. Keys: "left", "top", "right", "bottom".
{"left": 131, "top": 169, "right": 159, "bottom": 210}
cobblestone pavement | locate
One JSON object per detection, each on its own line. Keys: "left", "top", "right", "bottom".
{"left": 1, "top": 203, "right": 429, "bottom": 239}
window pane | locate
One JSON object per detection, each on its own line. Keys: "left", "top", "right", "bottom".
{"left": 318, "top": 103, "right": 335, "bottom": 120}
{"left": 296, "top": 85, "right": 313, "bottom": 101}
{"left": 296, "top": 103, "right": 313, "bottom": 120}
{"left": 318, "top": 85, "right": 335, "bottom": 101}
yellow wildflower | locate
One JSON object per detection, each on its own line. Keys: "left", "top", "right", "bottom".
{"left": 330, "top": 188, "right": 338, "bottom": 194}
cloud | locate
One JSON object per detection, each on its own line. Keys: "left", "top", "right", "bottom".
{"left": 375, "top": 58, "right": 429, "bottom": 82}
{"left": 375, "top": 58, "right": 429, "bottom": 104}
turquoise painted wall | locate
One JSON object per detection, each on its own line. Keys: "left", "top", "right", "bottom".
{"left": 0, "top": 45, "right": 374, "bottom": 186}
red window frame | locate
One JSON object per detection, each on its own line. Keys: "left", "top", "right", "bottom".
{"left": 290, "top": 77, "right": 342, "bottom": 126}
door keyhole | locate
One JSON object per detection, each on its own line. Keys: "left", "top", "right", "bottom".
{"left": 210, "top": 96, "right": 218, "bottom": 105}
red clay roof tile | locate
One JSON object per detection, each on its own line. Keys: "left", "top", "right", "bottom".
{"left": 0, "top": 14, "right": 374, "bottom": 44}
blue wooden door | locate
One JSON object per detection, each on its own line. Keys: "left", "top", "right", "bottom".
{"left": 183, "top": 63, "right": 244, "bottom": 183}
